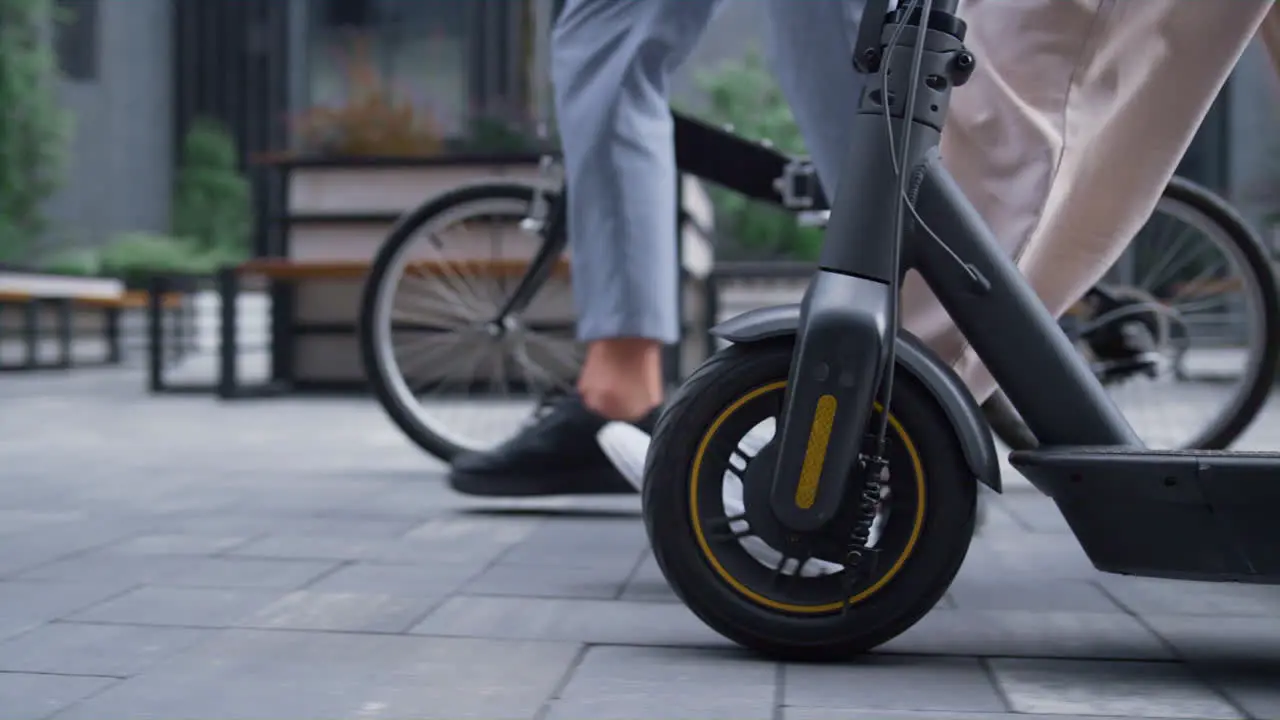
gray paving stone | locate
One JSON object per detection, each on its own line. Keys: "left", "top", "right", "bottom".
{"left": 945, "top": 575, "right": 1120, "bottom": 613}
{"left": 12, "top": 554, "right": 190, "bottom": 588}
{"left": 369, "top": 514, "right": 548, "bottom": 567}
{"left": 500, "top": 519, "right": 649, "bottom": 568}
{"left": 881, "top": 610, "right": 1171, "bottom": 660}
{"left": 549, "top": 645, "right": 774, "bottom": 720}
{"left": 1099, "top": 576, "right": 1280, "bottom": 617}
{"left": 785, "top": 711, "right": 1173, "bottom": 720}
{"left": 228, "top": 535, "right": 418, "bottom": 562}
{"left": 957, "top": 533, "right": 1102, "bottom": 580}
{"left": 0, "top": 581, "right": 131, "bottom": 643}
{"left": 547, "top": 695, "right": 773, "bottom": 720}
{"left": 464, "top": 560, "right": 636, "bottom": 600}
{"left": 159, "top": 557, "right": 338, "bottom": 590}
{"left": 1143, "top": 615, "right": 1280, "bottom": 719}
{"left": 410, "top": 595, "right": 728, "bottom": 647}
{"left": 67, "top": 586, "right": 289, "bottom": 628}
{"left": 0, "top": 672, "right": 116, "bottom": 720}
{"left": 305, "top": 562, "right": 480, "bottom": 596}
{"left": 784, "top": 655, "right": 1005, "bottom": 712}
{"left": 989, "top": 658, "right": 1242, "bottom": 718}
{"left": 244, "top": 591, "right": 441, "bottom": 633}
{"left": 105, "top": 534, "right": 252, "bottom": 556}
{"left": 52, "top": 630, "right": 578, "bottom": 720}
{"left": 231, "top": 528, "right": 522, "bottom": 567}
{"left": 618, "top": 554, "right": 679, "bottom": 604}
{"left": 0, "top": 510, "right": 90, "bottom": 537}
{"left": 258, "top": 515, "right": 425, "bottom": 539}
{"left": 999, "top": 497, "right": 1075, "bottom": 534}
{"left": 0, "top": 623, "right": 213, "bottom": 677}
{"left": 8, "top": 370, "right": 1280, "bottom": 718}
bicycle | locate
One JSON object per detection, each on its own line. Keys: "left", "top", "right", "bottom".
{"left": 358, "top": 111, "right": 1277, "bottom": 462}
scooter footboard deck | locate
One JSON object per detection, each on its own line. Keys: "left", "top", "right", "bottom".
{"left": 1009, "top": 447, "right": 1280, "bottom": 583}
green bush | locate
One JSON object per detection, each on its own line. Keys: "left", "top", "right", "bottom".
{"left": 172, "top": 119, "right": 253, "bottom": 259}
{"left": 0, "top": 0, "right": 72, "bottom": 263}
{"left": 38, "top": 247, "right": 101, "bottom": 277}
{"left": 694, "top": 50, "right": 822, "bottom": 261}
{"left": 97, "top": 233, "right": 220, "bottom": 284}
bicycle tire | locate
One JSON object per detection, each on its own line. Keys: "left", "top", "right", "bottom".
{"left": 987, "top": 176, "right": 1280, "bottom": 451}
{"left": 359, "top": 182, "right": 564, "bottom": 462}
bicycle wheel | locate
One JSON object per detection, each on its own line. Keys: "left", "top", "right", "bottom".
{"left": 987, "top": 176, "right": 1280, "bottom": 451}
{"left": 359, "top": 182, "right": 581, "bottom": 462}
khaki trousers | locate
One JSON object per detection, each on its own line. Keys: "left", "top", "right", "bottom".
{"left": 913, "top": 0, "right": 1273, "bottom": 401}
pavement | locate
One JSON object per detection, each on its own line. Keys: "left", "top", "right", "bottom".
{"left": 2, "top": 367, "right": 1280, "bottom": 720}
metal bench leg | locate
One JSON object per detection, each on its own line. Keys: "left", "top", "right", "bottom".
{"left": 105, "top": 306, "right": 122, "bottom": 364}
{"left": 55, "top": 299, "right": 73, "bottom": 369}
{"left": 172, "top": 296, "right": 186, "bottom": 361}
{"left": 147, "top": 277, "right": 167, "bottom": 392}
{"left": 22, "top": 301, "right": 38, "bottom": 369}
{"left": 217, "top": 267, "right": 240, "bottom": 399}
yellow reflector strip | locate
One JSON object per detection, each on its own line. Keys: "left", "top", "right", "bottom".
{"left": 794, "top": 394, "right": 837, "bottom": 509}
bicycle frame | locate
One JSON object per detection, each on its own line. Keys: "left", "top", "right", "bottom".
{"left": 767, "top": 0, "right": 1140, "bottom": 532}
{"left": 495, "top": 112, "right": 824, "bottom": 325}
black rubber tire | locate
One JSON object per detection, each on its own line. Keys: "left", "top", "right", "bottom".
{"left": 643, "top": 339, "right": 976, "bottom": 661}
{"left": 359, "top": 182, "right": 552, "bottom": 463}
{"left": 988, "top": 176, "right": 1280, "bottom": 452}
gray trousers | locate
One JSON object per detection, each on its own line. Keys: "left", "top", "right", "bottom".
{"left": 551, "top": 0, "right": 863, "bottom": 345}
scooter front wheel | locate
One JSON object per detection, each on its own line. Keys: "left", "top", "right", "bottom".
{"left": 642, "top": 340, "right": 976, "bottom": 661}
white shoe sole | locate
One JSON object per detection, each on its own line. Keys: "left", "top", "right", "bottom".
{"left": 596, "top": 422, "right": 651, "bottom": 492}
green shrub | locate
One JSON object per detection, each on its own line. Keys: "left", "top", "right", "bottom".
{"left": 38, "top": 247, "right": 101, "bottom": 276}
{"left": 694, "top": 50, "right": 823, "bottom": 261}
{"left": 98, "top": 232, "right": 219, "bottom": 283}
{"left": 0, "top": 0, "right": 72, "bottom": 263}
{"left": 172, "top": 119, "right": 253, "bottom": 260}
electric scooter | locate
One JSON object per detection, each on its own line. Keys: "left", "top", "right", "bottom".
{"left": 641, "top": 0, "right": 1280, "bottom": 661}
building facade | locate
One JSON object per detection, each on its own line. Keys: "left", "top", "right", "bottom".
{"left": 44, "top": 0, "right": 1280, "bottom": 255}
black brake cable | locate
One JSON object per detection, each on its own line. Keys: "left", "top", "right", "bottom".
{"left": 872, "top": 0, "right": 933, "bottom": 454}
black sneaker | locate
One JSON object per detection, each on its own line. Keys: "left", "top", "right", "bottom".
{"left": 447, "top": 392, "right": 661, "bottom": 497}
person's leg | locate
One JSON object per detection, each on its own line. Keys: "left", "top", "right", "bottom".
{"left": 449, "top": 0, "right": 722, "bottom": 497}
{"left": 556, "top": 0, "right": 725, "bottom": 422}
{"left": 771, "top": 0, "right": 1267, "bottom": 403}
{"left": 1261, "top": 4, "right": 1280, "bottom": 81}
{"left": 938, "top": 0, "right": 1269, "bottom": 401}
{"left": 599, "top": 0, "right": 869, "bottom": 492}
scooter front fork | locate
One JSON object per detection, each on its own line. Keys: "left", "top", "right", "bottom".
{"left": 769, "top": 270, "right": 895, "bottom": 533}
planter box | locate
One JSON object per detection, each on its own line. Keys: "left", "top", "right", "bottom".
{"left": 278, "top": 154, "right": 547, "bottom": 262}
{"left": 259, "top": 154, "right": 717, "bottom": 389}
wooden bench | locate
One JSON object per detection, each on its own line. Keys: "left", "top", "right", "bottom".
{"left": 0, "top": 289, "right": 123, "bottom": 371}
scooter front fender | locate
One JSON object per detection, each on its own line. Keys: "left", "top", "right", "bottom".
{"left": 711, "top": 305, "right": 1001, "bottom": 493}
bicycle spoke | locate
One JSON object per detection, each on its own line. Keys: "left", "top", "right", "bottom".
{"left": 423, "top": 227, "right": 499, "bottom": 312}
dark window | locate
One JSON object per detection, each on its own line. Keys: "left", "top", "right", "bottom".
{"left": 54, "top": 0, "right": 99, "bottom": 81}
{"left": 324, "top": 0, "right": 377, "bottom": 28}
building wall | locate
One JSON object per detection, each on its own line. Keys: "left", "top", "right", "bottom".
{"left": 1227, "top": 37, "right": 1280, "bottom": 250}
{"left": 47, "top": 0, "right": 173, "bottom": 253}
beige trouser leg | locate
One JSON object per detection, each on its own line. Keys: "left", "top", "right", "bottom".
{"left": 1263, "top": 4, "right": 1280, "bottom": 76}
{"left": 908, "top": 0, "right": 1272, "bottom": 402}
